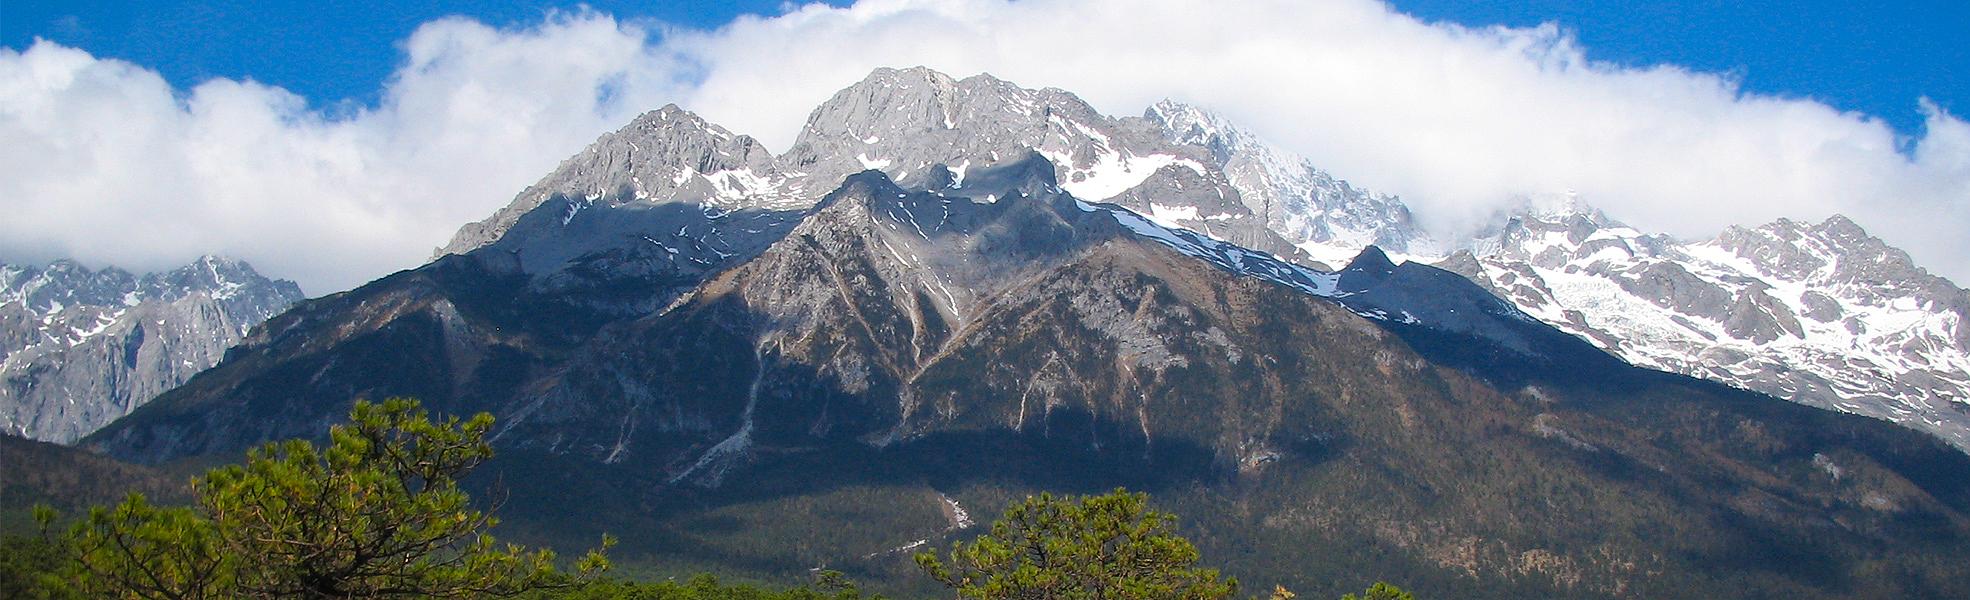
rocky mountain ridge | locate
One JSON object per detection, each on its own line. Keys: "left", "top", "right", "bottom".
{"left": 1143, "top": 100, "right": 1438, "bottom": 266}
{"left": 1, "top": 256, "right": 302, "bottom": 443}
{"left": 1136, "top": 102, "right": 1970, "bottom": 451}
{"left": 1440, "top": 208, "right": 1970, "bottom": 450}
{"left": 438, "top": 67, "right": 1308, "bottom": 271}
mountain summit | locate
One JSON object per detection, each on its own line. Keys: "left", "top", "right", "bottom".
{"left": 1145, "top": 100, "right": 1437, "bottom": 265}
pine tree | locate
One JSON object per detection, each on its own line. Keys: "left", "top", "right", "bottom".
{"left": 59, "top": 398, "right": 608, "bottom": 599}
{"left": 1339, "top": 582, "right": 1414, "bottom": 600}
{"left": 914, "top": 488, "right": 1237, "bottom": 600}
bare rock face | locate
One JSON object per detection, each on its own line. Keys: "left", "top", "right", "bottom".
{"left": 0, "top": 257, "right": 302, "bottom": 443}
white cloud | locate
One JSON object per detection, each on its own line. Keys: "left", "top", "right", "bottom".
{"left": 0, "top": 12, "right": 688, "bottom": 293}
{"left": 4, "top": 0, "right": 1967, "bottom": 293}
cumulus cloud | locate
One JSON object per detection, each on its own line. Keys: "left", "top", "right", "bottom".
{"left": 0, "top": 13, "right": 687, "bottom": 292}
{"left": 4, "top": 0, "right": 1968, "bottom": 293}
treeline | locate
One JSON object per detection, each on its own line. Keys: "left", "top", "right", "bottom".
{"left": 2, "top": 398, "right": 1411, "bottom": 599}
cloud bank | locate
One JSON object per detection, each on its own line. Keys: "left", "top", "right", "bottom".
{"left": 4, "top": 0, "right": 1967, "bottom": 293}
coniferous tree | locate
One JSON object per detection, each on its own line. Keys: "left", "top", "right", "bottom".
{"left": 1339, "top": 582, "right": 1414, "bottom": 600}
{"left": 915, "top": 488, "right": 1237, "bottom": 600}
{"left": 58, "top": 398, "right": 608, "bottom": 599}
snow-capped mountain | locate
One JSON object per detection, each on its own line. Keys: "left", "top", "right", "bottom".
{"left": 1138, "top": 103, "right": 1970, "bottom": 450}
{"left": 0, "top": 256, "right": 302, "bottom": 443}
{"left": 1440, "top": 209, "right": 1970, "bottom": 450}
{"left": 438, "top": 67, "right": 1308, "bottom": 275}
{"left": 432, "top": 67, "right": 1970, "bottom": 452}
{"left": 439, "top": 104, "right": 794, "bottom": 261}
{"left": 1144, "top": 100, "right": 1437, "bottom": 267}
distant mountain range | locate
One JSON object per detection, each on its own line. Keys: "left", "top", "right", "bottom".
{"left": 1, "top": 256, "right": 301, "bottom": 443}
{"left": 70, "top": 68, "right": 1970, "bottom": 598}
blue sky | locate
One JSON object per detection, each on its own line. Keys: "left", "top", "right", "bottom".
{"left": 5, "top": 0, "right": 1959, "bottom": 137}
{"left": 0, "top": 1, "right": 849, "bottom": 108}
{"left": 3, "top": 1, "right": 1967, "bottom": 292}
{"left": 1392, "top": 0, "right": 1967, "bottom": 140}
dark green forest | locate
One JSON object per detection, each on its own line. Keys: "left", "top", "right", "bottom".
{"left": 1, "top": 398, "right": 1407, "bottom": 599}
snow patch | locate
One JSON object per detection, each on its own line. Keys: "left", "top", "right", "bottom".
{"left": 1097, "top": 203, "right": 1340, "bottom": 297}
{"left": 1041, "top": 149, "right": 1190, "bottom": 202}
{"left": 857, "top": 153, "right": 893, "bottom": 170}
{"left": 1145, "top": 204, "right": 1199, "bottom": 228}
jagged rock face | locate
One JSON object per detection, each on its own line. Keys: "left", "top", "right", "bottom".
{"left": 1144, "top": 100, "right": 1437, "bottom": 266}
{"left": 440, "top": 105, "right": 785, "bottom": 258}
{"left": 434, "top": 105, "right": 807, "bottom": 318}
{"left": 1441, "top": 211, "right": 1970, "bottom": 450}
{"left": 784, "top": 67, "right": 1201, "bottom": 202}
{"left": 791, "top": 71, "right": 1308, "bottom": 261}
{"left": 440, "top": 67, "right": 1311, "bottom": 286}
{"left": 0, "top": 257, "right": 302, "bottom": 443}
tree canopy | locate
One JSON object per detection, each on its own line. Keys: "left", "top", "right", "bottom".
{"left": 13, "top": 399, "right": 1419, "bottom": 600}
{"left": 914, "top": 488, "right": 1239, "bottom": 600}
{"left": 54, "top": 398, "right": 607, "bottom": 599}
{"left": 1339, "top": 582, "right": 1415, "bottom": 600}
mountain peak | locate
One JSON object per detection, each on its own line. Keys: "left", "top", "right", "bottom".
{"left": 797, "top": 66, "right": 965, "bottom": 139}
{"left": 1145, "top": 100, "right": 1239, "bottom": 147}
{"left": 1146, "top": 98, "right": 1203, "bottom": 120}
{"left": 615, "top": 103, "right": 752, "bottom": 148}
{"left": 781, "top": 66, "right": 1199, "bottom": 211}
{"left": 187, "top": 254, "right": 252, "bottom": 274}
{"left": 150, "top": 254, "right": 287, "bottom": 297}
{"left": 810, "top": 168, "right": 909, "bottom": 215}
{"left": 1811, "top": 213, "right": 1869, "bottom": 244}
{"left": 437, "top": 99, "right": 779, "bottom": 258}
{"left": 1343, "top": 245, "right": 1398, "bottom": 277}
{"left": 820, "top": 153, "right": 1064, "bottom": 223}
{"left": 1139, "top": 99, "right": 1439, "bottom": 256}
{"left": 863, "top": 65, "right": 960, "bottom": 87}
{"left": 932, "top": 150, "right": 1059, "bottom": 195}
{"left": 1514, "top": 193, "right": 1614, "bottom": 226}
